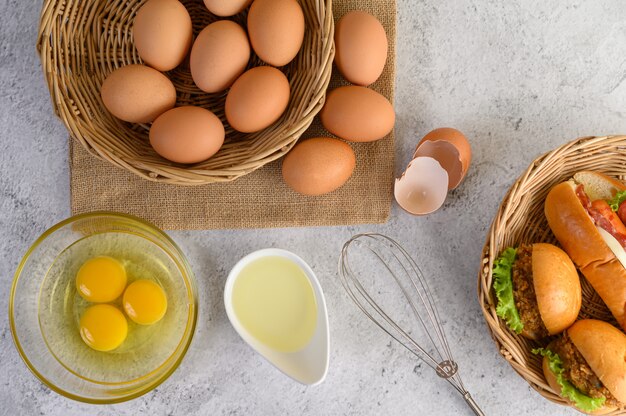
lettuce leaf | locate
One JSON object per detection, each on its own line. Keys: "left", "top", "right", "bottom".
{"left": 532, "top": 348, "right": 606, "bottom": 412}
{"left": 492, "top": 247, "right": 523, "bottom": 333}
{"left": 608, "top": 190, "right": 626, "bottom": 212}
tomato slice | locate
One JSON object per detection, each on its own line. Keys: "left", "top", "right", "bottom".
{"left": 591, "top": 199, "right": 626, "bottom": 237}
{"left": 576, "top": 184, "right": 626, "bottom": 249}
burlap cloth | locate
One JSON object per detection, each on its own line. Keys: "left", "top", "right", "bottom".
{"left": 70, "top": 0, "right": 396, "bottom": 230}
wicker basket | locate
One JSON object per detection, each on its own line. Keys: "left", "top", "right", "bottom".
{"left": 37, "top": 0, "right": 334, "bottom": 185}
{"left": 478, "top": 135, "right": 626, "bottom": 414}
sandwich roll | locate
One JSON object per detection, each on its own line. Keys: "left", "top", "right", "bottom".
{"left": 532, "top": 244, "right": 582, "bottom": 335}
{"left": 570, "top": 320, "right": 626, "bottom": 405}
{"left": 536, "top": 319, "right": 626, "bottom": 414}
{"left": 545, "top": 171, "right": 626, "bottom": 330}
{"left": 492, "top": 243, "right": 581, "bottom": 340}
{"left": 542, "top": 356, "right": 616, "bottom": 415}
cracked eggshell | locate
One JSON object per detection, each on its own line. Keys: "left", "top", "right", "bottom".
{"left": 413, "top": 127, "right": 471, "bottom": 190}
{"left": 394, "top": 157, "right": 449, "bottom": 216}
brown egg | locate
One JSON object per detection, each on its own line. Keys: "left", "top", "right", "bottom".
{"left": 225, "top": 66, "right": 290, "bottom": 133}
{"left": 413, "top": 128, "right": 471, "bottom": 189}
{"left": 101, "top": 64, "right": 176, "bottom": 123}
{"left": 320, "top": 86, "right": 395, "bottom": 142}
{"left": 190, "top": 21, "right": 250, "bottom": 93}
{"left": 133, "top": 0, "right": 193, "bottom": 71}
{"left": 203, "top": 0, "right": 252, "bottom": 16}
{"left": 282, "top": 138, "right": 356, "bottom": 196}
{"left": 247, "top": 0, "right": 305, "bottom": 66}
{"left": 149, "top": 106, "right": 225, "bottom": 164}
{"left": 335, "top": 11, "right": 388, "bottom": 86}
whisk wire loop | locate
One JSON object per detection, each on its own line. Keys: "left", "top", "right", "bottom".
{"left": 366, "top": 244, "right": 447, "bottom": 366}
{"left": 338, "top": 233, "right": 483, "bottom": 415}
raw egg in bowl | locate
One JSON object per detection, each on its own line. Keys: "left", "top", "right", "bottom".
{"left": 9, "top": 212, "right": 198, "bottom": 403}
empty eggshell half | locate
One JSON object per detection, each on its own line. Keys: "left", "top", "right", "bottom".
{"left": 413, "top": 127, "right": 471, "bottom": 190}
{"left": 394, "top": 157, "right": 449, "bottom": 216}
{"left": 413, "top": 140, "right": 462, "bottom": 190}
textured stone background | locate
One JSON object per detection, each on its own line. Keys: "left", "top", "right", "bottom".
{"left": 1, "top": 0, "right": 626, "bottom": 415}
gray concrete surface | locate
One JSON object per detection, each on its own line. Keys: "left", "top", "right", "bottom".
{"left": 2, "top": 0, "right": 626, "bottom": 415}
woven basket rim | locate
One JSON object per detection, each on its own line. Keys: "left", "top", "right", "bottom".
{"left": 478, "top": 134, "right": 626, "bottom": 414}
{"left": 36, "top": 0, "right": 335, "bottom": 185}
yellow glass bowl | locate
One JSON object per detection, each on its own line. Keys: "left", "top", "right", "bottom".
{"left": 9, "top": 212, "right": 198, "bottom": 403}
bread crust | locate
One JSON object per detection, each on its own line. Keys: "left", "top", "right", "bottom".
{"left": 542, "top": 353, "right": 562, "bottom": 397}
{"left": 574, "top": 171, "right": 626, "bottom": 201}
{"left": 532, "top": 243, "right": 581, "bottom": 335}
{"left": 569, "top": 319, "right": 626, "bottom": 405}
{"left": 545, "top": 180, "right": 626, "bottom": 330}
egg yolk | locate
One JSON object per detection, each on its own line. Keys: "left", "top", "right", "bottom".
{"left": 76, "top": 256, "right": 127, "bottom": 303}
{"left": 79, "top": 304, "right": 128, "bottom": 351}
{"left": 123, "top": 279, "right": 167, "bottom": 325}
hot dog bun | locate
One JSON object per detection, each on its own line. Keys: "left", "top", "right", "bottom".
{"left": 545, "top": 171, "right": 626, "bottom": 330}
{"left": 573, "top": 171, "right": 626, "bottom": 201}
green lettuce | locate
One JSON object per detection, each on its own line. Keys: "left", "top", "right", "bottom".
{"left": 608, "top": 190, "right": 626, "bottom": 212}
{"left": 493, "top": 247, "right": 523, "bottom": 333}
{"left": 532, "top": 348, "right": 606, "bottom": 412}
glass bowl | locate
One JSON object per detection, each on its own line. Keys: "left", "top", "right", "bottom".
{"left": 9, "top": 212, "right": 198, "bottom": 404}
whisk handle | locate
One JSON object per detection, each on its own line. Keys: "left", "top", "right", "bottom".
{"left": 462, "top": 392, "right": 485, "bottom": 416}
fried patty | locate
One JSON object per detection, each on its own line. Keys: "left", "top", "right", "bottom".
{"left": 512, "top": 244, "right": 549, "bottom": 339}
{"left": 553, "top": 332, "right": 619, "bottom": 407}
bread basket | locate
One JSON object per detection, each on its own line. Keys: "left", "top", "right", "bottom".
{"left": 37, "top": 0, "right": 334, "bottom": 185}
{"left": 478, "top": 135, "right": 626, "bottom": 414}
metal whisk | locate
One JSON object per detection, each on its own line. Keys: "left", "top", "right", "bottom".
{"left": 338, "top": 233, "right": 484, "bottom": 416}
